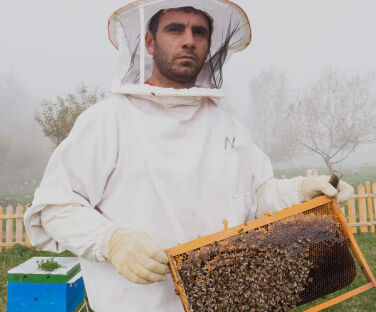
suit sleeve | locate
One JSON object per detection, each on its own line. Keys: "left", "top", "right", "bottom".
{"left": 24, "top": 102, "right": 120, "bottom": 260}
{"left": 250, "top": 144, "right": 305, "bottom": 218}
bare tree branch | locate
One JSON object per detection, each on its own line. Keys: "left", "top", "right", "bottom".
{"left": 288, "top": 69, "right": 376, "bottom": 170}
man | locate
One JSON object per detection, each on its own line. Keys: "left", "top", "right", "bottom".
{"left": 25, "top": 1, "right": 353, "bottom": 311}
{"left": 145, "top": 7, "right": 212, "bottom": 88}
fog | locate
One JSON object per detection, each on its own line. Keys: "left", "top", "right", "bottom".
{"left": 0, "top": 72, "right": 51, "bottom": 190}
{"left": 1, "top": 0, "right": 376, "bottom": 189}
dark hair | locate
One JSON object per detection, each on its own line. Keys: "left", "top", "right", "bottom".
{"left": 148, "top": 6, "right": 213, "bottom": 42}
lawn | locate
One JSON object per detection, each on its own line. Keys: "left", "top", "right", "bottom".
{"left": 1, "top": 169, "right": 375, "bottom": 311}
{"left": 0, "top": 190, "right": 35, "bottom": 208}
{"left": 1, "top": 234, "right": 375, "bottom": 311}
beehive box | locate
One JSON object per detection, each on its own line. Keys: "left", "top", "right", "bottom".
{"left": 166, "top": 196, "right": 376, "bottom": 312}
{"left": 7, "top": 257, "right": 85, "bottom": 312}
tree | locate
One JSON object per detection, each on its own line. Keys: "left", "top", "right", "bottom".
{"left": 248, "top": 68, "right": 299, "bottom": 163}
{"left": 35, "top": 83, "right": 102, "bottom": 147}
{"left": 289, "top": 70, "right": 376, "bottom": 172}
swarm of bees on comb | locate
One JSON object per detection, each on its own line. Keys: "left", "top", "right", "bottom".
{"left": 175, "top": 214, "right": 356, "bottom": 312}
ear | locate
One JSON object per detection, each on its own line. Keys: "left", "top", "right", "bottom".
{"left": 145, "top": 31, "right": 155, "bottom": 55}
{"left": 207, "top": 40, "right": 212, "bottom": 55}
{"left": 204, "top": 40, "right": 211, "bottom": 59}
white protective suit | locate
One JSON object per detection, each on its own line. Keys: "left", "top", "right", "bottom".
{"left": 24, "top": 1, "right": 306, "bottom": 311}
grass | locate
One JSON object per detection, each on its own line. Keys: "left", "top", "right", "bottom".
{"left": 1, "top": 169, "right": 375, "bottom": 311}
{"left": 0, "top": 190, "right": 34, "bottom": 208}
{"left": 1, "top": 235, "right": 375, "bottom": 311}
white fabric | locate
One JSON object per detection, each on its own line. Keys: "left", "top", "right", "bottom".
{"left": 255, "top": 177, "right": 305, "bottom": 219}
{"left": 110, "top": 83, "right": 225, "bottom": 99}
{"left": 109, "top": 0, "right": 251, "bottom": 91}
{"left": 41, "top": 204, "right": 119, "bottom": 262}
{"left": 109, "top": 0, "right": 251, "bottom": 52}
{"left": 24, "top": 93, "right": 304, "bottom": 312}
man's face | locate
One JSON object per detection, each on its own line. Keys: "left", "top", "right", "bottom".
{"left": 146, "top": 10, "right": 211, "bottom": 84}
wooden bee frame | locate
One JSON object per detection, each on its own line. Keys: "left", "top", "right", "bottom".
{"left": 166, "top": 196, "right": 376, "bottom": 312}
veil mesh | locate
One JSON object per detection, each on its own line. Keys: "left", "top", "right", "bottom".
{"left": 109, "top": 0, "right": 251, "bottom": 91}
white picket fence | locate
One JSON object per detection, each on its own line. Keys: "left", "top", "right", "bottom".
{"left": 1, "top": 182, "right": 376, "bottom": 251}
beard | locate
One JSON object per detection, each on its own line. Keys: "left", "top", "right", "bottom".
{"left": 153, "top": 42, "right": 208, "bottom": 84}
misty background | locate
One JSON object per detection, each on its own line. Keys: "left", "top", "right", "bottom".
{"left": 1, "top": 0, "right": 376, "bottom": 191}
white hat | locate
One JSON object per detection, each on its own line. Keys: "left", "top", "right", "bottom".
{"left": 108, "top": 0, "right": 252, "bottom": 95}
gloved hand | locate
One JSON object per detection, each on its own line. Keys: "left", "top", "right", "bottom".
{"left": 107, "top": 228, "right": 170, "bottom": 284}
{"left": 301, "top": 175, "right": 354, "bottom": 205}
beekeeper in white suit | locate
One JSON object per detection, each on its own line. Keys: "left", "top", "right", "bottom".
{"left": 24, "top": 1, "right": 354, "bottom": 311}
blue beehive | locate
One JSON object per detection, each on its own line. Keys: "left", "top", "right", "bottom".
{"left": 7, "top": 257, "right": 85, "bottom": 312}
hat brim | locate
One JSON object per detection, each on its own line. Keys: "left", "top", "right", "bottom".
{"left": 108, "top": 0, "right": 252, "bottom": 53}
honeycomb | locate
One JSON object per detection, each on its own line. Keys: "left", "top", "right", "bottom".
{"left": 168, "top": 199, "right": 357, "bottom": 312}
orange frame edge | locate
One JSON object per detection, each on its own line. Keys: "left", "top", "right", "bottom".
{"left": 306, "top": 200, "right": 376, "bottom": 311}
{"left": 165, "top": 196, "right": 376, "bottom": 312}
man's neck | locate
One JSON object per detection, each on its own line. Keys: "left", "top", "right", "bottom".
{"left": 148, "top": 70, "right": 196, "bottom": 89}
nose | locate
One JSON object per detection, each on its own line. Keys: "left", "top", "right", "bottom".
{"left": 181, "top": 29, "right": 195, "bottom": 49}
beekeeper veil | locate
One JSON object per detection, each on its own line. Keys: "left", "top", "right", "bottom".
{"left": 108, "top": 0, "right": 251, "bottom": 97}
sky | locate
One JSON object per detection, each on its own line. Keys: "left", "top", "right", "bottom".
{"left": 1, "top": 0, "right": 376, "bottom": 167}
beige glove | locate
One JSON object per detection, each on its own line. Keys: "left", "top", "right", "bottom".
{"left": 301, "top": 175, "right": 354, "bottom": 205}
{"left": 107, "top": 228, "right": 170, "bottom": 284}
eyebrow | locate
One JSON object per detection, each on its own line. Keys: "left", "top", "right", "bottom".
{"left": 163, "top": 22, "right": 185, "bottom": 31}
{"left": 192, "top": 25, "right": 209, "bottom": 37}
{"left": 163, "top": 22, "right": 209, "bottom": 36}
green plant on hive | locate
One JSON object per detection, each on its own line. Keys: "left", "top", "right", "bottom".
{"left": 37, "top": 258, "right": 63, "bottom": 272}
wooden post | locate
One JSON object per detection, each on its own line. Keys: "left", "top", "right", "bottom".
{"left": 0, "top": 205, "right": 3, "bottom": 252}
{"left": 16, "top": 205, "right": 23, "bottom": 243}
{"left": 373, "top": 183, "right": 376, "bottom": 228}
{"left": 6, "top": 205, "right": 14, "bottom": 244}
{"left": 25, "top": 204, "right": 30, "bottom": 244}
{"left": 348, "top": 198, "right": 357, "bottom": 233}
{"left": 358, "top": 184, "right": 368, "bottom": 233}
{"left": 365, "top": 182, "right": 375, "bottom": 232}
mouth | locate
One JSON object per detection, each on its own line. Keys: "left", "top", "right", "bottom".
{"left": 177, "top": 55, "right": 196, "bottom": 62}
